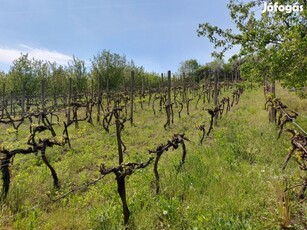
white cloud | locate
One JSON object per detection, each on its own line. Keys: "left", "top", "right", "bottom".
{"left": 0, "top": 44, "right": 72, "bottom": 67}
{"left": 0, "top": 47, "right": 21, "bottom": 64}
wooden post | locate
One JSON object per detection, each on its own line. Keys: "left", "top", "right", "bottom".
{"left": 67, "top": 78, "right": 72, "bottom": 124}
{"left": 166, "top": 70, "right": 171, "bottom": 128}
{"left": 173, "top": 75, "right": 176, "bottom": 103}
{"left": 41, "top": 80, "right": 45, "bottom": 111}
{"left": 167, "top": 71, "right": 171, "bottom": 107}
{"left": 130, "top": 70, "right": 135, "bottom": 126}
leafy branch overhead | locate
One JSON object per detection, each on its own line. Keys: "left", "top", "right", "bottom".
{"left": 197, "top": 0, "right": 307, "bottom": 88}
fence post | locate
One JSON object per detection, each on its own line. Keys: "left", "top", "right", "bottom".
{"left": 130, "top": 70, "right": 135, "bottom": 126}
{"left": 173, "top": 75, "right": 176, "bottom": 103}
{"left": 166, "top": 70, "right": 171, "bottom": 128}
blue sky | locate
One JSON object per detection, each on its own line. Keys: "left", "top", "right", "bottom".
{"left": 0, "top": 0, "right": 240, "bottom": 74}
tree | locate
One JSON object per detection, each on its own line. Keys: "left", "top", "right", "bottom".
{"left": 197, "top": 0, "right": 307, "bottom": 90}
{"left": 91, "top": 50, "right": 127, "bottom": 91}
{"left": 7, "top": 54, "right": 38, "bottom": 96}
{"left": 67, "top": 56, "right": 88, "bottom": 94}
{"left": 195, "top": 65, "right": 210, "bottom": 82}
{"left": 194, "top": 58, "right": 236, "bottom": 83}
{"left": 0, "top": 71, "right": 6, "bottom": 86}
{"left": 178, "top": 59, "right": 200, "bottom": 79}
{"left": 124, "top": 60, "right": 147, "bottom": 91}
{"left": 47, "top": 62, "right": 68, "bottom": 96}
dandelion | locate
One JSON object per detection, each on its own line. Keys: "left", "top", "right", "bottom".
{"left": 163, "top": 210, "right": 168, "bottom": 215}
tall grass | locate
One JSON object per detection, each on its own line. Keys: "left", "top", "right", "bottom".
{"left": 0, "top": 84, "right": 306, "bottom": 229}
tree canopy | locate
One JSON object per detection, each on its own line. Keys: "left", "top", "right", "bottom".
{"left": 197, "top": 0, "right": 307, "bottom": 89}
{"left": 178, "top": 59, "right": 200, "bottom": 77}
{"left": 0, "top": 50, "right": 162, "bottom": 97}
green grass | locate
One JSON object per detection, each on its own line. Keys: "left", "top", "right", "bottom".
{"left": 0, "top": 84, "right": 306, "bottom": 229}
